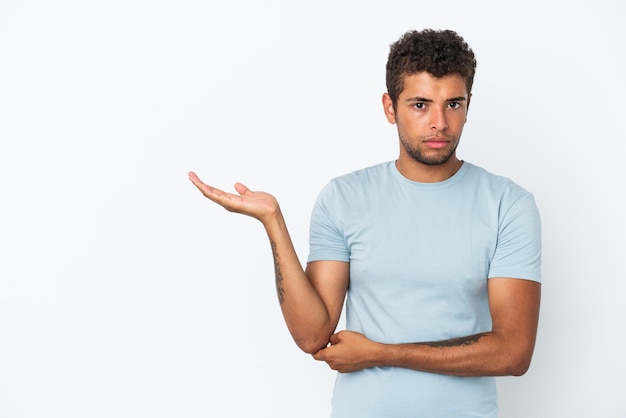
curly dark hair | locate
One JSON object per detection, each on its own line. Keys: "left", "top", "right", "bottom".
{"left": 386, "top": 29, "right": 477, "bottom": 108}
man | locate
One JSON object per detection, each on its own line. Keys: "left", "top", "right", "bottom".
{"left": 189, "top": 29, "right": 541, "bottom": 418}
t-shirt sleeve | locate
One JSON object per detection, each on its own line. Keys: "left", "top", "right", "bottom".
{"left": 488, "top": 189, "right": 542, "bottom": 283}
{"left": 307, "top": 182, "right": 350, "bottom": 263}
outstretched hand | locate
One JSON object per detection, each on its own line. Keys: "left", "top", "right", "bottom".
{"left": 188, "top": 171, "right": 280, "bottom": 223}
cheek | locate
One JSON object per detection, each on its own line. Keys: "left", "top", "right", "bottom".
{"left": 397, "top": 114, "right": 425, "bottom": 130}
{"left": 450, "top": 114, "right": 467, "bottom": 130}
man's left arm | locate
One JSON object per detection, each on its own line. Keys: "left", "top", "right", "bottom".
{"left": 313, "top": 277, "right": 541, "bottom": 377}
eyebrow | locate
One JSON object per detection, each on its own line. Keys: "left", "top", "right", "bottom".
{"left": 405, "top": 96, "right": 468, "bottom": 103}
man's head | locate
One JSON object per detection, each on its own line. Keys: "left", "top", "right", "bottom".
{"left": 386, "top": 29, "right": 476, "bottom": 110}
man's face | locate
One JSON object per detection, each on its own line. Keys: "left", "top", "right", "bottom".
{"left": 383, "top": 72, "right": 470, "bottom": 166}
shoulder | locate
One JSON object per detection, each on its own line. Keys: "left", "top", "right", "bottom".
{"left": 332, "top": 161, "right": 393, "bottom": 185}
{"left": 320, "top": 161, "right": 394, "bottom": 196}
{"left": 463, "top": 164, "right": 541, "bottom": 245}
{"left": 464, "top": 162, "right": 534, "bottom": 202}
{"left": 311, "top": 161, "right": 395, "bottom": 217}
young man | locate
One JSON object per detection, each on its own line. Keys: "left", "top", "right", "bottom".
{"left": 189, "top": 29, "right": 541, "bottom": 418}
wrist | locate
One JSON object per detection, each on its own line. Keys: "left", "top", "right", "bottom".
{"left": 261, "top": 207, "right": 285, "bottom": 232}
{"left": 368, "top": 340, "right": 391, "bottom": 368}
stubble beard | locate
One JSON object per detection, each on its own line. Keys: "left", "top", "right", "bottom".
{"left": 399, "top": 133, "right": 459, "bottom": 166}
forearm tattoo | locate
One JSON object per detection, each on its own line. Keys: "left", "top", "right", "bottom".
{"left": 270, "top": 240, "right": 286, "bottom": 304}
{"left": 420, "top": 333, "right": 487, "bottom": 348}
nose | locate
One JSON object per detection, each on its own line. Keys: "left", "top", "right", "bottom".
{"left": 430, "top": 107, "right": 448, "bottom": 131}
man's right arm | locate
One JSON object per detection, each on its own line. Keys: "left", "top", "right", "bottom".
{"left": 265, "top": 212, "right": 349, "bottom": 353}
{"left": 188, "top": 172, "right": 349, "bottom": 354}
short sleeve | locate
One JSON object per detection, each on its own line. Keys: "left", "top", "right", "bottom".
{"left": 307, "top": 181, "right": 350, "bottom": 263}
{"left": 488, "top": 190, "right": 542, "bottom": 283}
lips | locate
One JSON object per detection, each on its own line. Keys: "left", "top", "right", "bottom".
{"left": 424, "top": 137, "right": 450, "bottom": 149}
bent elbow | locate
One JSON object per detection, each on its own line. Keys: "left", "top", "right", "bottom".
{"left": 510, "top": 364, "right": 529, "bottom": 377}
{"left": 504, "top": 353, "right": 533, "bottom": 377}
{"left": 294, "top": 336, "right": 330, "bottom": 355}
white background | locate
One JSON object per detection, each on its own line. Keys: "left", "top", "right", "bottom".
{"left": 1, "top": 1, "right": 625, "bottom": 417}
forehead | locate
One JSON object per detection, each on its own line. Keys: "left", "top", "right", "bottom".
{"left": 399, "top": 72, "right": 468, "bottom": 98}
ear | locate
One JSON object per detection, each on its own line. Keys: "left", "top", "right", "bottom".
{"left": 465, "top": 92, "right": 472, "bottom": 122}
{"left": 382, "top": 93, "right": 396, "bottom": 124}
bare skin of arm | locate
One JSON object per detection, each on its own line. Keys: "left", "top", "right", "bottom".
{"left": 189, "top": 172, "right": 349, "bottom": 354}
{"left": 313, "top": 278, "right": 541, "bottom": 377}
{"left": 189, "top": 172, "right": 540, "bottom": 377}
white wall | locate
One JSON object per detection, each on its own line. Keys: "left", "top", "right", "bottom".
{"left": 1, "top": 1, "right": 624, "bottom": 417}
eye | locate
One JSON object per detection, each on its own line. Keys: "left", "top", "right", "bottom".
{"left": 413, "top": 102, "right": 426, "bottom": 110}
{"left": 448, "top": 101, "right": 462, "bottom": 109}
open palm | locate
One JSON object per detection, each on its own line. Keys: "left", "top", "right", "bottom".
{"left": 188, "top": 171, "right": 280, "bottom": 223}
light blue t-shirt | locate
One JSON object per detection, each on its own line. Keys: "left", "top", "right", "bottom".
{"left": 307, "top": 161, "right": 542, "bottom": 418}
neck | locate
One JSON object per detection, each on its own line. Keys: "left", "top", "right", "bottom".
{"left": 395, "top": 156, "right": 463, "bottom": 183}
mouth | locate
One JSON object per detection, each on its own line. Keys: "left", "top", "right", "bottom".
{"left": 423, "top": 137, "right": 450, "bottom": 149}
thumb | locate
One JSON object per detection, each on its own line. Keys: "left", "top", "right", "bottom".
{"left": 234, "top": 182, "right": 250, "bottom": 196}
{"left": 312, "top": 347, "right": 327, "bottom": 361}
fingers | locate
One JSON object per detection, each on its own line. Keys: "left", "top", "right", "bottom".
{"left": 188, "top": 172, "right": 249, "bottom": 198}
{"left": 188, "top": 172, "right": 243, "bottom": 215}
{"left": 312, "top": 339, "right": 333, "bottom": 361}
{"left": 188, "top": 171, "right": 210, "bottom": 193}
{"left": 312, "top": 350, "right": 324, "bottom": 361}
{"left": 188, "top": 171, "right": 233, "bottom": 198}
{"left": 188, "top": 172, "right": 222, "bottom": 198}
{"left": 188, "top": 171, "right": 204, "bottom": 187}
{"left": 311, "top": 343, "right": 347, "bottom": 373}
{"left": 189, "top": 171, "right": 260, "bottom": 219}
